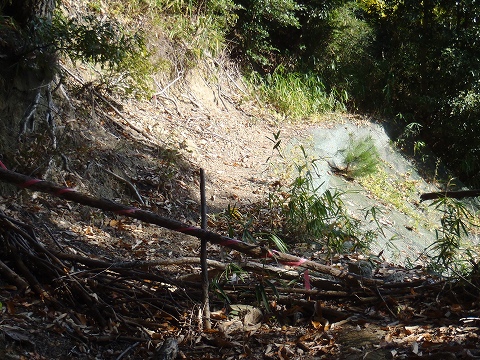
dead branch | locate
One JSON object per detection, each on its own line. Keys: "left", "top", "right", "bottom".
{"left": 95, "top": 162, "right": 145, "bottom": 205}
{"left": 153, "top": 73, "right": 183, "bottom": 96}
{"left": 222, "top": 284, "right": 349, "bottom": 298}
{"left": 0, "top": 167, "right": 383, "bottom": 289}
{"left": 153, "top": 76, "right": 182, "bottom": 116}
{"left": 155, "top": 93, "right": 182, "bottom": 116}
{"left": 0, "top": 259, "right": 28, "bottom": 291}
{"left": 420, "top": 190, "right": 480, "bottom": 201}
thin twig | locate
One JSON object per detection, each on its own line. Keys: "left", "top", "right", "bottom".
{"left": 153, "top": 73, "right": 183, "bottom": 96}
{"left": 156, "top": 93, "right": 182, "bottom": 116}
{"left": 115, "top": 342, "right": 140, "bottom": 360}
{"left": 96, "top": 163, "right": 145, "bottom": 205}
{"left": 43, "top": 224, "right": 65, "bottom": 251}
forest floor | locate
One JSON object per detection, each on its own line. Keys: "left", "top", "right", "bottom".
{"left": 0, "top": 61, "right": 480, "bottom": 359}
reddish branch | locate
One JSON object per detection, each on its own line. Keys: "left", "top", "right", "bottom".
{"left": 0, "top": 167, "right": 381, "bottom": 286}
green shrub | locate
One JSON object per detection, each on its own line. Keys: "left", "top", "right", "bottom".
{"left": 18, "top": 10, "right": 155, "bottom": 96}
{"left": 341, "top": 134, "right": 380, "bottom": 178}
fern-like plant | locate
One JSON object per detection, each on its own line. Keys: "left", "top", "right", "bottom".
{"left": 341, "top": 134, "right": 380, "bottom": 178}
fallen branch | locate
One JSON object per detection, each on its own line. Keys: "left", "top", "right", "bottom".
{"left": 420, "top": 189, "right": 480, "bottom": 201}
{"left": 153, "top": 73, "right": 183, "bottom": 97}
{"left": 96, "top": 162, "right": 145, "bottom": 205}
{"left": 0, "top": 259, "right": 28, "bottom": 291}
{"left": 222, "top": 284, "right": 349, "bottom": 298}
{"left": 0, "top": 167, "right": 382, "bottom": 287}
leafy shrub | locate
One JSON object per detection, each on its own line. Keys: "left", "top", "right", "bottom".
{"left": 17, "top": 10, "right": 155, "bottom": 96}
{"left": 49, "top": 13, "right": 143, "bottom": 66}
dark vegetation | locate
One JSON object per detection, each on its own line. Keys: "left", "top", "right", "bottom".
{"left": 228, "top": 0, "right": 480, "bottom": 188}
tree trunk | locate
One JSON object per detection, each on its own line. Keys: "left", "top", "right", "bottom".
{"left": 0, "top": 0, "right": 57, "bottom": 159}
{"left": 1, "top": 0, "right": 56, "bottom": 26}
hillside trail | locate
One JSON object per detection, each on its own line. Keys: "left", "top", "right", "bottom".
{"left": 148, "top": 69, "right": 442, "bottom": 265}
{"left": 3, "top": 62, "right": 476, "bottom": 360}
{"left": 135, "top": 70, "right": 308, "bottom": 212}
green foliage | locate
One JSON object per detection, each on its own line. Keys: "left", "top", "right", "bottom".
{"left": 358, "top": 1, "right": 480, "bottom": 185}
{"left": 106, "top": 0, "right": 238, "bottom": 61}
{"left": 267, "top": 138, "right": 382, "bottom": 255}
{"left": 426, "top": 196, "right": 478, "bottom": 277}
{"left": 230, "top": 0, "right": 480, "bottom": 187}
{"left": 18, "top": 9, "right": 154, "bottom": 96}
{"left": 156, "top": 0, "right": 238, "bottom": 59}
{"left": 255, "top": 280, "right": 279, "bottom": 311}
{"left": 50, "top": 13, "right": 144, "bottom": 66}
{"left": 440, "top": 89, "right": 480, "bottom": 180}
{"left": 211, "top": 263, "right": 248, "bottom": 304}
{"left": 220, "top": 133, "right": 384, "bottom": 257}
{"left": 228, "top": 0, "right": 301, "bottom": 69}
{"left": 247, "top": 66, "right": 342, "bottom": 119}
{"left": 341, "top": 134, "right": 380, "bottom": 178}
{"left": 281, "top": 157, "right": 373, "bottom": 253}
{"left": 311, "top": 2, "right": 378, "bottom": 108}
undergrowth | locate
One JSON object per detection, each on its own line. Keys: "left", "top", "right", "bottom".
{"left": 425, "top": 196, "right": 479, "bottom": 278}
{"left": 341, "top": 134, "right": 380, "bottom": 178}
{"left": 247, "top": 67, "right": 345, "bottom": 120}
{"left": 221, "top": 132, "right": 385, "bottom": 258}
{"left": 359, "top": 168, "right": 426, "bottom": 226}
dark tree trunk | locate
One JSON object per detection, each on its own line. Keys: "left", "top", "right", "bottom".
{"left": 0, "top": 0, "right": 57, "bottom": 160}
{"left": 2, "top": 0, "right": 56, "bottom": 26}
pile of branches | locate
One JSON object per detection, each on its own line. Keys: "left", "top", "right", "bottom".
{"left": 0, "top": 211, "right": 193, "bottom": 343}
{"left": 0, "top": 166, "right": 464, "bottom": 359}
{"left": 0, "top": 207, "right": 446, "bottom": 337}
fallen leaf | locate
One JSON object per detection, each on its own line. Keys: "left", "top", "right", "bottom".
{"left": 6, "top": 300, "right": 15, "bottom": 315}
{"left": 1, "top": 326, "right": 33, "bottom": 344}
